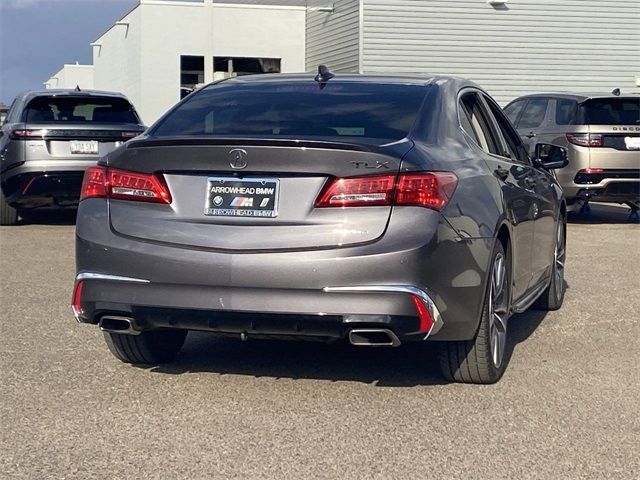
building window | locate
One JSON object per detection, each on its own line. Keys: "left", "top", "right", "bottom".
{"left": 180, "top": 55, "right": 204, "bottom": 99}
{"left": 213, "top": 57, "right": 280, "bottom": 80}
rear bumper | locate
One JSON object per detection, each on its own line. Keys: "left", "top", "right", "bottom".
{"left": 74, "top": 199, "right": 494, "bottom": 341}
{"left": 1, "top": 159, "right": 97, "bottom": 209}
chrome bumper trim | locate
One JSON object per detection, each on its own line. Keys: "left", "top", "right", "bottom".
{"left": 75, "top": 272, "right": 150, "bottom": 283}
{"left": 322, "top": 284, "right": 443, "bottom": 337}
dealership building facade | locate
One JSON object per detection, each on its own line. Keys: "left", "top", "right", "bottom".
{"left": 45, "top": 0, "right": 640, "bottom": 124}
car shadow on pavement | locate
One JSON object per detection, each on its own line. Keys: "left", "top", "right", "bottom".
{"left": 141, "top": 300, "right": 555, "bottom": 387}
{"left": 567, "top": 203, "right": 639, "bottom": 225}
{"left": 143, "top": 334, "right": 448, "bottom": 387}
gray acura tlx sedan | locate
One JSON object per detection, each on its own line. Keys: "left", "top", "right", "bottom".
{"left": 73, "top": 72, "right": 568, "bottom": 384}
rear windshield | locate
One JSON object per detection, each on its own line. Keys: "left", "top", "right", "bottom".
{"left": 580, "top": 98, "right": 640, "bottom": 125}
{"left": 23, "top": 96, "right": 139, "bottom": 124}
{"left": 151, "top": 81, "right": 429, "bottom": 141}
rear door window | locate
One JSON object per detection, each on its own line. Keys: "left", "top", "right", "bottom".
{"left": 519, "top": 98, "right": 549, "bottom": 129}
{"left": 483, "top": 95, "right": 530, "bottom": 163}
{"left": 504, "top": 100, "right": 526, "bottom": 127}
{"left": 459, "top": 92, "right": 500, "bottom": 155}
{"left": 23, "top": 96, "right": 139, "bottom": 124}
{"left": 555, "top": 99, "right": 578, "bottom": 125}
{"left": 579, "top": 98, "right": 640, "bottom": 125}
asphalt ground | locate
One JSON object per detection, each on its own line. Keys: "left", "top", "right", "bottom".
{"left": 1, "top": 203, "right": 639, "bottom": 479}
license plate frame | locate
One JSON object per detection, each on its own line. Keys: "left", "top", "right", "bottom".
{"left": 204, "top": 177, "right": 280, "bottom": 218}
{"left": 70, "top": 140, "right": 99, "bottom": 155}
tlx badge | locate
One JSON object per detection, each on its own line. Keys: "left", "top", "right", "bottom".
{"left": 350, "top": 160, "right": 390, "bottom": 169}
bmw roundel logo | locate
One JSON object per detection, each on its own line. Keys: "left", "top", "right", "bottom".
{"left": 228, "top": 148, "right": 248, "bottom": 169}
{"left": 213, "top": 195, "right": 223, "bottom": 206}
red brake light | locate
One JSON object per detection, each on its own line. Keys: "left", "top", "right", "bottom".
{"left": 315, "top": 172, "right": 458, "bottom": 211}
{"left": 80, "top": 166, "right": 108, "bottom": 200}
{"left": 9, "top": 129, "right": 46, "bottom": 139}
{"left": 566, "top": 133, "right": 603, "bottom": 147}
{"left": 315, "top": 175, "right": 395, "bottom": 207}
{"left": 395, "top": 173, "right": 458, "bottom": 210}
{"left": 80, "top": 166, "right": 171, "bottom": 204}
{"left": 121, "top": 131, "right": 141, "bottom": 139}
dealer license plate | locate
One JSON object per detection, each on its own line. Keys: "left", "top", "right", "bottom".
{"left": 70, "top": 140, "right": 99, "bottom": 154}
{"left": 204, "top": 177, "right": 279, "bottom": 217}
{"left": 624, "top": 136, "right": 640, "bottom": 150}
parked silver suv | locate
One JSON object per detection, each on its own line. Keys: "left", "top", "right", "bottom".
{"left": 504, "top": 92, "right": 639, "bottom": 214}
{"left": 0, "top": 89, "right": 145, "bottom": 224}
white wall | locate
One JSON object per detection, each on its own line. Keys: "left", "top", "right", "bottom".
{"left": 361, "top": 0, "right": 640, "bottom": 105}
{"left": 91, "top": 0, "right": 305, "bottom": 125}
{"left": 44, "top": 64, "right": 94, "bottom": 90}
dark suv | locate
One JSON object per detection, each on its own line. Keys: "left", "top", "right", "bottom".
{"left": 0, "top": 90, "right": 145, "bottom": 224}
{"left": 504, "top": 93, "right": 640, "bottom": 214}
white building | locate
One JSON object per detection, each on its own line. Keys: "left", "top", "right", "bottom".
{"left": 47, "top": 0, "right": 640, "bottom": 123}
{"left": 43, "top": 62, "right": 94, "bottom": 91}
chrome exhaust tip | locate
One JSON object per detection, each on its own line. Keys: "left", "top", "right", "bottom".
{"left": 99, "top": 315, "right": 141, "bottom": 336}
{"left": 348, "top": 329, "right": 401, "bottom": 347}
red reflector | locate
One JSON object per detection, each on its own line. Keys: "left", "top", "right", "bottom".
{"left": 581, "top": 168, "right": 604, "bottom": 174}
{"left": 79, "top": 166, "right": 171, "bottom": 204}
{"left": 80, "top": 166, "right": 108, "bottom": 200}
{"left": 315, "top": 175, "right": 395, "bottom": 207}
{"left": 412, "top": 295, "right": 434, "bottom": 333}
{"left": 396, "top": 172, "right": 458, "bottom": 211}
{"left": 72, "top": 280, "right": 84, "bottom": 317}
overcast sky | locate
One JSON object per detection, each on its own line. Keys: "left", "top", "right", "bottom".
{"left": 0, "top": 0, "right": 137, "bottom": 105}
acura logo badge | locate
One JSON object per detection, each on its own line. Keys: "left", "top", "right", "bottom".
{"left": 228, "top": 149, "right": 248, "bottom": 169}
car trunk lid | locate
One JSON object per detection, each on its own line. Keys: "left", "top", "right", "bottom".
{"left": 107, "top": 137, "right": 412, "bottom": 251}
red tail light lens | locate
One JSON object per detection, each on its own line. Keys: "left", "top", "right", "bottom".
{"left": 315, "top": 172, "right": 457, "bottom": 211}
{"left": 315, "top": 175, "right": 395, "bottom": 207}
{"left": 80, "top": 166, "right": 108, "bottom": 199}
{"left": 566, "top": 133, "right": 603, "bottom": 147}
{"left": 9, "top": 129, "right": 46, "bottom": 139}
{"left": 80, "top": 166, "right": 171, "bottom": 204}
{"left": 121, "top": 131, "right": 142, "bottom": 139}
{"left": 395, "top": 173, "right": 458, "bottom": 210}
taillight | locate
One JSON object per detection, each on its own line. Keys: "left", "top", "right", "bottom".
{"left": 315, "top": 175, "right": 395, "bottom": 207}
{"left": 80, "top": 166, "right": 172, "bottom": 204}
{"left": 566, "top": 133, "right": 603, "bottom": 147}
{"left": 121, "top": 131, "right": 142, "bottom": 139}
{"left": 9, "top": 129, "right": 46, "bottom": 139}
{"left": 395, "top": 173, "right": 458, "bottom": 210}
{"left": 315, "top": 172, "right": 458, "bottom": 211}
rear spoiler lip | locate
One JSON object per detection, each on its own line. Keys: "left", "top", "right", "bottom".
{"left": 125, "top": 136, "right": 412, "bottom": 153}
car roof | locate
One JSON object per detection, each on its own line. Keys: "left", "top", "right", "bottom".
{"left": 207, "top": 72, "right": 480, "bottom": 89}
{"left": 508, "top": 92, "right": 640, "bottom": 103}
{"left": 19, "top": 89, "right": 130, "bottom": 103}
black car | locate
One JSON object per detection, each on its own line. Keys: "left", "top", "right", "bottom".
{"left": 73, "top": 71, "right": 568, "bottom": 384}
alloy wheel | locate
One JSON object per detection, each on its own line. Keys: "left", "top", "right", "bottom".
{"left": 554, "top": 222, "right": 566, "bottom": 299}
{"left": 488, "top": 252, "right": 508, "bottom": 368}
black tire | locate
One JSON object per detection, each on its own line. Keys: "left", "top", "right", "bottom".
{"left": 438, "top": 241, "right": 511, "bottom": 384}
{"left": 0, "top": 190, "right": 18, "bottom": 226}
{"left": 532, "top": 219, "right": 566, "bottom": 311}
{"left": 103, "top": 329, "right": 188, "bottom": 364}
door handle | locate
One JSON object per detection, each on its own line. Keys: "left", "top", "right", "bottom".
{"left": 525, "top": 176, "right": 537, "bottom": 189}
{"left": 525, "top": 132, "right": 537, "bottom": 139}
{"left": 494, "top": 166, "right": 509, "bottom": 181}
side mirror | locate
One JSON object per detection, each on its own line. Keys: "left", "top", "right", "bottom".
{"left": 533, "top": 143, "right": 569, "bottom": 170}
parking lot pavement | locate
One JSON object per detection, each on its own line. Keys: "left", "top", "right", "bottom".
{"left": 1, "top": 204, "right": 638, "bottom": 480}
